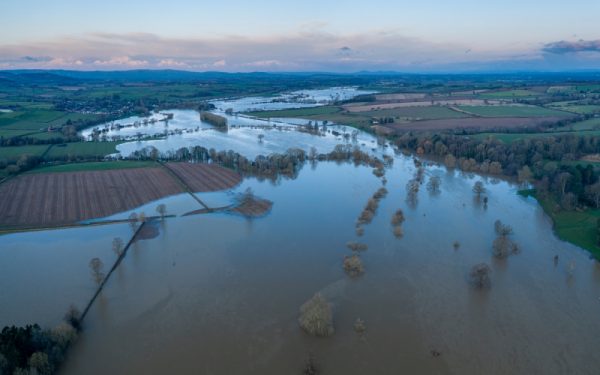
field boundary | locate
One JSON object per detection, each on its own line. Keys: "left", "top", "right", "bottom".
{"left": 80, "top": 221, "right": 146, "bottom": 322}
{"left": 158, "top": 162, "right": 211, "bottom": 210}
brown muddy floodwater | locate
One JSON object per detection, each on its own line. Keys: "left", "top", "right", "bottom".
{"left": 4, "top": 156, "right": 585, "bottom": 375}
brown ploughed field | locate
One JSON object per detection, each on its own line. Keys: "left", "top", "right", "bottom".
{"left": 0, "top": 163, "right": 242, "bottom": 228}
{"left": 164, "top": 162, "right": 242, "bottom": 192}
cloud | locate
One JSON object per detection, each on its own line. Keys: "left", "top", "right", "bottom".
{"left": 93, "top": 56, "right": 148, "bottom": 67}
{"left": 542, "top": 40, "right": 600, "bottom": 54}
{"left": 158, "top": 58, "right": 187, "bottom": 67}
{"left": 21, "top": 56, "right": 52, "bottom": 62}
{"left": 0, "top": 31, "right": 592, "bottom": 72}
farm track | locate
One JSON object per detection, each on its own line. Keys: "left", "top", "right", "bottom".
{"left": 0, "top": 163, "right": 243, "bottom": 229}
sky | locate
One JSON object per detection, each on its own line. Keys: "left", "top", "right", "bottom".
{"left": 1, "top": 0, "right": 599, "bottom": 72}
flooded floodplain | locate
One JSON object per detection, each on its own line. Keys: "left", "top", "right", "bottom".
{"left": 2, "top": 88, "right": 600, "bottom": 374}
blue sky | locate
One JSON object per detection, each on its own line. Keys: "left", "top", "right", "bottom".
{"left": 1, "top": 0, "right": 599, "bottom": 71}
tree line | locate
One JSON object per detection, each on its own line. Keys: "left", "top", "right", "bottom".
{"left": 394, "top": 132, "right": 600, "bottom": 210}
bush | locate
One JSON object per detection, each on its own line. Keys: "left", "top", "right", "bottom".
{"left": 343, "top": 254, "right": 364, "bottom": 277}
{"left": 469, "top": 263, "right": 491, "bottom": 288}
{"left": 391, "top": 209, "right": 405, "bottom": 226}
{"left": 346, "top": 242, "right": 368, "bottom": 252}
{"left": 393, "top": 226, "right": 404, "bottom": 238}
{"left": 298, "top": 294, "right": 334, "bottom": 337}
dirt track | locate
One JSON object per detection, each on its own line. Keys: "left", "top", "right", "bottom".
{"left": 0, "top": 163, "right": 242, "bottom": 228}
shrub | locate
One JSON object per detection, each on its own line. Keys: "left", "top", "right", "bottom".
{"left": 353, "top": 318, "right": 366, "bottom": 335}
{"left": 343, "top": 254, "right": 364, "bottom": 277}
{"left": 391, "top": 209, "right": 405, "bottom": 226}
{"left": 469, "top": 263, "right": 491, "bottom": 288}
{"left": 298, "top": 294, "right": 334, "bottom": 337}
{"left": 393, "top": 226, "right": 403, "bottom": 238}
{"left": 346, "top": 242, "right": 368, "bottom": 252}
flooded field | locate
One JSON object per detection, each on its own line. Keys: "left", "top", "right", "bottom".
{"left": 50, "top": 159, "right": 599, "bottom": 375}
{"left": 81, "top": 87, "right": 377, "bottom": 159}
{"left": 2, "top": 88, "right": 600, "bottom": 374}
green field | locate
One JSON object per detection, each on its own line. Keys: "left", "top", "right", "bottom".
{"left": 575, "top": 84, "right": 600, "bottom": 93}
{"left": 27, "top": 160, "right": 157, "bottom": 173}
{"left": 0, "top": 108, "right": 102, "bottom": 145}
{"left": 457, "top": 105, "right": 572, "bottom": 117}
{"left": 480, "top": 89, "right": 540, "bottom": 98}
{"left": 519, "top": 190, "right": 600, "bottom": 259}
{"left": 246, "top": 106, "right": 374, "bottom": 129}
{"left": 0, "top": 145, "right": 51, "bottom": 161}
{"left": 561, "top": 118, "right": 600, "bottom": 131}
{"left": 547, "top": 100, "right": 600, "bottom": 115}
{"left": 46, "top": 142, "right": 123, "bottom": 159}
{"left": 472, "top": 130, "right": 600, "bottom": 143}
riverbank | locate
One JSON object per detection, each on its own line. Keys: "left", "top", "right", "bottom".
{"left": 519, "top": 189, "right": 600, "bottom": 259}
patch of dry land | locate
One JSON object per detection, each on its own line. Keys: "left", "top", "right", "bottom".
{"left": 343, "top": 99, "right": 510, "bottom": 112}
{"left": 385, "top": 116, "right": 567, "bottom": 131}
{"left": 0, "top": 163, "right": 242, "bottom": 228}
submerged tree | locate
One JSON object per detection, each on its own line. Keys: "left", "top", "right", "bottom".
{"left": 346, "top": 242, "right": 368, "bottom": 252}
{"left": 89, "top": 258, "right": 105, "bottom": 285}
{"left": 155, "top": 203, "right": 167, "bottom": 219}
{"left": 343, "top": 254, "right": 365, "bottom": 277}
{"left": 492, "top": 220, "right": 519, "bottom": 258}
{"left": 128, "top": 212, "right": 138, "bottom": 231}
{"left": 298, "top": 293, "right": 334, "bottom": 337}
{"left": 64, "top": 305, "right": 82, "bottom": 332}
{"left": 469, "top": 263, "right": 491, "bottom": 288}
{"left": 473, "top": 181, "right": 486, "bottom": 196}
{"left": 426, "top": 176, "right": 441, "bottom": 193}
{"left": 112, "top": 237, "right": 124, "bottom": 257}
{"left": 353, "top": 318, "right": 366, "bottom": 335}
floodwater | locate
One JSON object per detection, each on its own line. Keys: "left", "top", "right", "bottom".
{"left": 210, "top": 87, "right": 375, "bottom": 112}
{"left": 2, "top": 87, "right": 599, "bottom": 374}
{"left": 52, "top": 158, "right": 600, "bottom": 375}
{"left": 80, "top": 87, "right": 377, "bottom": 159}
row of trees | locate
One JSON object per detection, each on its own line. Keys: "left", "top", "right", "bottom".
{"left": 394, "top": 132, "right": 600, "bottom": 210}
{"left": 131, "top": 144, "right": 386, "bottom": 183}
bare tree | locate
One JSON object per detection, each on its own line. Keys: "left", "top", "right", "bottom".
{"left": 128, "top": 212, "right": 138, "bottom": 231}
{"left": 492, "top": 220, "right": 519, "bottom": 258}
{"left": 64, "top": 305, "right": 82, "bottom": 331}
{"left": 427, "top": 176, "right": 441, "bottom": 193}
{"left": 469, "top": 263, "right": 491, "bottom": 288}
{"left": 155, "top": 204, "right": 167, "bottom": 219}
{"left": 346, "top": 242, "right": 368, "bottom": 252}
{"left": 343, "top": 254, "right": 365, "bottom": 277}
{"left": 112, "top": 237, "right": 124, "bottom": 257}
{"left": 473, "top": 181, "right": 486, "bottom": 196}
{"left": 494, "top": 220, "right": 513, "bottom": 236}
{"left": 89, "top": 258, "right": 105, "bottom": 285}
